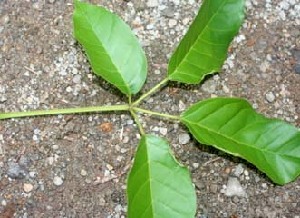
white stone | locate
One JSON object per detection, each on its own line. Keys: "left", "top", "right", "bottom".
{"left": 233, "top": 164, "right": 244, "bottom": 177}
{"left": 168, "top": 19, "right": 177, "bottom": 27}
{"left": 72, "top": 74, "right": 81, "bottom": 84}
{"left": 66, "top": 86, "right": 73, "bottom": 93}
{"left": 265, "top": 92, "right": 276, "bottom": 103}
{"left": 179, "top": 133, "right": 190, "bottom": 145}
{"left": 29, "top": 172, "right": 36, "bottom": 178}
{"left": 81, "top": 169, "right": 87, "bottom": 176}
{"left": 182, "top": 18, "right": 190, "bottom": 25}
{"left": 225, "top": 177, "right": 246, "bottom": 197}
{"left": 179, "top": 100, "right": 186, "bottom": 111}
{"left": 53, "top": 176, "right": 64, "bottom": 186}
{"left": 159, "top": 127, "right": 168, "bottom": 135}
{"left": 147, "top": 0, "right": 158, "bottom": 7}
{"left": 1, "top": 199, "right": 7, "bottom": 206}
{"left": 52, "top": 144, "right": 59, "bottom": 150}
{"left": 235, "top": 34, "right": 246, "bottom": 43}
{"left": 192, "top": 163, "right": 199, "bottom": 168}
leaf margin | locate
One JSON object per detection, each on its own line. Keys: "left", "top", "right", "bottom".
{"left": 180, "top": 97, "right": 300, "bottom": 185}
{"left": 73, "top": 0, "right": 148, "bottom": 95}
{"left": 127, "top": 134, "right": 197, "bottom": 218}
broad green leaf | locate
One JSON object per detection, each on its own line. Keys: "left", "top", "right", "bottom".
{"left": 168, "top": 0, "right": 245, "bottom": 84}
{"left": 73, "top": 0, "right": 147, "bottom": 95}
{"left": 181, "top": 98, "right": 300, "bottom": 185}
{"left": 127, "top": 134, "right": 196, "bottom": 218}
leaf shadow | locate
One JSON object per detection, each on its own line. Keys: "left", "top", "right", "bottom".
{"left": 92, "top": 72, "right": 128, "bottom": 102}
{"left": 178, "top": 124, "right": 272, "bottom": 184}
{"left": 194, "top": 140, "right": 272, "bottom": 184}
{"left": 167, "top": 73, "right": 218, "bottom": 91}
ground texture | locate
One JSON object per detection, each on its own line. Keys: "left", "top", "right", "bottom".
{"left": 0, "top": 0, "right": 299, "bottom": 217}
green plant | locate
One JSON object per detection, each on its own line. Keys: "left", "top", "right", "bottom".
{"left": 1, "top": 0, "right": 299, "bottom": 217}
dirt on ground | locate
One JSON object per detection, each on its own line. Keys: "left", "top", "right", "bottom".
{"left": 0, "top": 0, "right": 299, "bottom": 217}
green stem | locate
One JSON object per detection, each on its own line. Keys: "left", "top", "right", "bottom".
{"left": 133, "top": 77, "right": 169, "bottom": 106}
{"left": 128, "top": 95, "right": 132, "bottom": 105}
{"left": 130, "top": 109, "right": 145, "bottom": 135}
{"left": 0, "top": 104, "right": 129, "bottom": 120}
{"left": 133, "top": 107, "right": 180, "bottom": 120}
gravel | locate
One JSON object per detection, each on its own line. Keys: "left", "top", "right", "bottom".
{"left": 265, "top": 91, "right": 276, "bottom": 103}
{"left": 23, "top": 183, "right": 34, "bottom": 193}
{"left": 232, "top": 163, "right": 244, "bottom": 177}
{"left": 53, "top": 176, "right": 64, "bottom": 186}
{"left": 7, "top": 162, "right": 27, "bottom": 180}
{"left": 224, "top": 177, "right": 247, "bottom": 198}
{"left": 178, "top": 133, "right": 190, "bottom": 145}
{"left": 0, "top": 0, "right": 299, "bottom": 217}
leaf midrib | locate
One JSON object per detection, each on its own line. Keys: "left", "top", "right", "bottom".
{"left": 77, "top": 2, "right": 131, "bottom": 94}
{"left": 182, "top": 118, "right": 298, "bottom": 160}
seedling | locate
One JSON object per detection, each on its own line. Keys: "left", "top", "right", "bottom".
{"left": 1, "top": 0, "right": 299, "bottom": 217}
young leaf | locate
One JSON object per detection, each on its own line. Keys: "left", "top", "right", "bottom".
{"left": 73, "top": 0, "right": 147, "bottom": 95}
{"left": 168, "top": 0, "right": 245, "bottom": 84}
{"left": 181, "top": 98, "right": 300, "bottom": 185}
{"left": 127, "top": 134, "right": 196, "bottom": 218}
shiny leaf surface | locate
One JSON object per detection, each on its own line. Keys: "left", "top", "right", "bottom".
{"left": 168, "top": 0, "right": 245, "bottom": 83}
{"left": 73, "top": 0, "right": 147, "bottom": 95}
{"left": 127, "top": 135, "right": 196, "bottom": 218}
{"left": 181, "top": 98, "right": 300, "bottom": 185}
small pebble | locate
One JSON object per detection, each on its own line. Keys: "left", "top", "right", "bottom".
{"left": 0, "top": 96, "right": 7, "bottom": 103}
{"left": 232, "top": 196, "right": 240, "bottom": 203}
{"left": 53, "top": 176, "right": 64, "bottom": 186}
{"left": 152, "top": 126, "right": 160, "bottom": 132}
{"left": 126, "top": 119, "right": 134, "bottom": 125}
{"left": 24, "top": 183, "right": 34, "bottom": 193}
{"left": 147, "top": 0, "right": 158, "bottom": 7}
{"left": 29, "top": 171, "right": 36, "bottom": 178}
{"left": 233, "top": 164, "right": 244, "bottom": 177}
{"left": 106, "top": 164, "right": 114, "bottom": 171}
{"left": 85, "top": 178, "right": 92, "bottom": 184}
{"left": 178, "top": 133, "right": 190, "bottom": 145}
{"left": 81, "top": 169, "right": 87, "bottom": 177}
{"left": 115, "top": 204, "right": 124, "bottom": 213}
{"left": 122, "top": 136, "right": 129, "bottom": 144}
{"left": 182, "top": 18, "right": 190, "bottom": 25}
{"left": 178, "top": 100, "right": 186, "bottom": 111}
{"left": 168, "top": 19, "right": 177, "bottom": 27}
{"left": 1, "top": 199, "right": 7, "bottom": 206}
{"left": 225, "top": 177, "right": 246, "bottom": 197}
{"left": 265, "top": 91, "right": 275, "bottom": 103}
{"left": 66, "top": 86, "right": 73, "bottom": 93}
{"left": 7, "top": 162, "right": 27, "bottom": 179}
{"left": 159, "top": 127, "right": 168, "bottom": 135}
{"left": 46, "top": 157, "right": 55, "bottom": 165}
{"left": 120, "top": 148, "right": 127, "bottom": 154}
{"left": 52, "top": 144, "right": 59, "bottom": 150}
{"left": 72, "top": 74, "right": 81, "bottom": 84}
{"left": 192, "top": 163, "right": 199, "bottom": 168}
{"left": 261, "top": 183, "right": 268, "bottom": 189}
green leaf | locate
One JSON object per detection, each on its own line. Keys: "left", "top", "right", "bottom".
{"left": 73, "top": 0, "right": 147, "bottom": 95}
{"left": 127, "top": 134, "right": 196, "bottom": 218}
{"left": 168, "top": 0, "right": 245, "bottom": 84}
{"left": 181, "top": 98, "right": 300, "bottom": 185}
